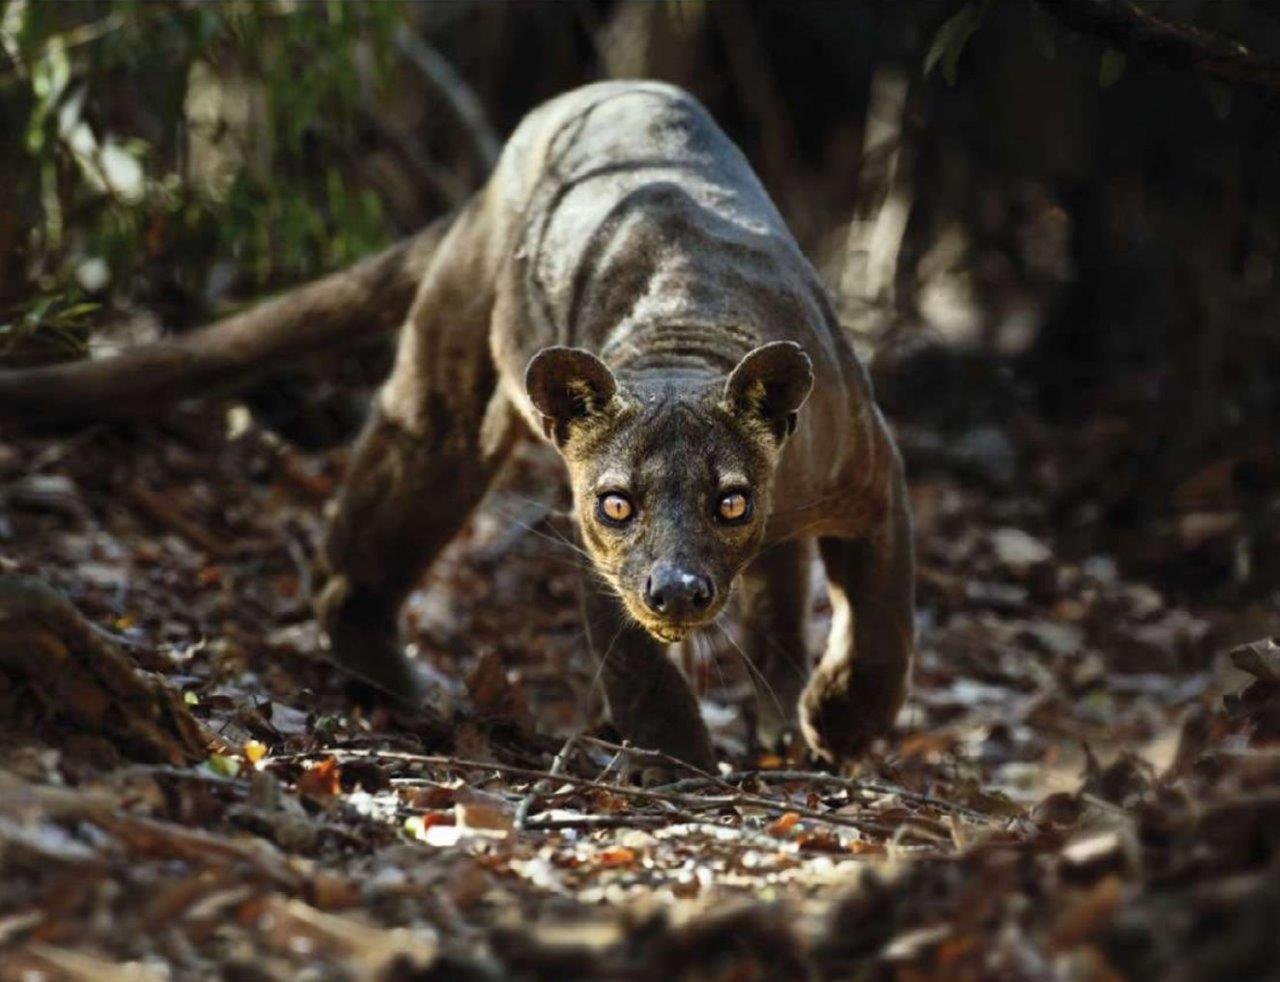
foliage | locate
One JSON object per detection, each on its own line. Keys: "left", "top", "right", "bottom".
{"left": 923, "top": 1, "right": 988, "bottom": 85}
{"left": 0, "top": 0, "right": 408, "bottom": 315}
{"left": 0, "top": 291, "right": 96, "bottom": 362}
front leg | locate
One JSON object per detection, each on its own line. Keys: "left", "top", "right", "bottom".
{"left": 736, "top": 539, "right": 812, "bottom": 750}
{"left": 800, "top": 465, "right": 915, "bottom": 764}
{"left": 580, "top": 572, "right": 716, "bottom": 776}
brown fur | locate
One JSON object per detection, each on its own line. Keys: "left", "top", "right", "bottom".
{"left": 319, "top": 82, "right": 915, "bottom": 768}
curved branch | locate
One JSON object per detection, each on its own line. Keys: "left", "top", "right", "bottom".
{"left": 1037, "top": 0, "right": 1280, "bottom": 97}
{"left": 0, "top": 216, "right": 452, "bottom": 426}
{"left": 394, "top": 26, "right": 501, "bottom": 172}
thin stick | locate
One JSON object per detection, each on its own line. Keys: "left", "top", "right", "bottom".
{"left": 518, "top": 813, "right": 671, "bottom": 831}
{"left": 575, "top": 735, "right": 740, "bottom": 793}
{"left": 654, "top": 770, "right": 993, "bottom": 823}
{"left": 515, "top": 733, "right": 579, "bottom": 831}
{"left": 274, "top": 749, "right": 896, "bottom": 837}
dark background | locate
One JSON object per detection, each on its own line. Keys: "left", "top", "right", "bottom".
{"left": 3, "top": 0, "right": 1278, "bottom": 598}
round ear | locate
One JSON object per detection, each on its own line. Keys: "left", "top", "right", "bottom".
{"left": 723, "top": 341, "right": 814, "bottom": 442}
{"left": 525, "top": 346, "right": 618, "bottom": 444}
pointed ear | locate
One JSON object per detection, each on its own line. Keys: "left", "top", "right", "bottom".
{"left": 525, "top": 346, "right": 619, "bottom": 445}
{"left": 723, "top": 341, "right": 814, "bottom": 442}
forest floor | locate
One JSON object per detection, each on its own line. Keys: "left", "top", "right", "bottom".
{"left": 0, "top": 401, "right": 1277, "bottom": 980}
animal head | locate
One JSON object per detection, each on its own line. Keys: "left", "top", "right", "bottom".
{"left": 526, "top": 341, "right": 813, "bottom": 642}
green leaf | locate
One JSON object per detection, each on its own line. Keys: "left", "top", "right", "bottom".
{"left": 1099, "top": 48, "right": 1126, "bottom": 88}
{"left": 60, "top": 302, "right": 101, "bottom": 319}
{"left": 203, "top": 754, "right": 241, "bottom": 778}
{"left": 924, "top": 3, "right": 986, "bottom": 85}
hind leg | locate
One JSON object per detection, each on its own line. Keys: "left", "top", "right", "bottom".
{"left": 317, "top": 205, "right": 511, "bottom": 700}
{"left": 317, "top": 398, "right": 514, "bottom": 699}
{"left": 735, "top": 539, "right": 812, "bottom": 751}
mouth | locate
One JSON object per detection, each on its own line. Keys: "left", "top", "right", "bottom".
{"left": 632, "top": 608, "right": 722, "bottom": 644}
{"left": 648, "top": 625, "right": 690, "bottom": 644}
{"left": 617, "top": 591, "right": 727, "bottom": 645}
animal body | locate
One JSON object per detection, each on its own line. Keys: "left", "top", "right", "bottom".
{"left": 319, "top": 81, "right": 914, "bottom": 770}
{"left": 0, "top": 81, "right": 914, "bottom": 770}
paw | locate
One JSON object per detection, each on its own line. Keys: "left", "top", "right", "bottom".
{"left": 799, "top": 663, "right": 904, "bottom": 765}
{"left": 621, "top": 720, "right": 718, "bottom": 780}
{"left": 316, "top": 576, "right": 430, "bottom": 706}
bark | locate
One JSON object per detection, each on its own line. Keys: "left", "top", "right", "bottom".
{"left": 0, "top": 575, "right": 214, "bottom": 764}
{"left": 0, "top": 214, "right": 453, "bottom": 426}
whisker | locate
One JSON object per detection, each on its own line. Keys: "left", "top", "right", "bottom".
{"left": 715, "top": 619, "right": 786, "bottom": 724}
{"left": 766, "top": 494, "right": 844, "bottom": 517}
{"left": 486, "top": 503, "right": 597, "bottom": 571}
{"left": 762, "top": 631, "right": 811, "bottom": 686}
{"left": 700, "top": 629, "right": 730, "bottom": 702}
{"left": 585, "top": 619, "right": 627, "bottom": 712}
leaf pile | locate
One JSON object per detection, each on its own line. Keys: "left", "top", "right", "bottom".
{"left": 0, "top": 405, "right": 1276, "bottom": 979}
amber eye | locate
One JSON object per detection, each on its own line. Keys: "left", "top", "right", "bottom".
{"left": 597, "top": 492, "right": 634, "bottom": 526}
{"left": 717, "top": 491, "right": 751, "bottom": 523}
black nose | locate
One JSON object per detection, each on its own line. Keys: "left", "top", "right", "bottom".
{"left": 644, "top": 563, "right": 714, "bottom": 618}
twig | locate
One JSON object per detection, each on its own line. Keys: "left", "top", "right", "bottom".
{"left": 516, "top": 733, "right": 579, "bottom": 831}
{"left": 1036, "top": 0, "right": 1280, "bottom": 98}
{"left": 277, "top": 748, "right": 898, "bottom": 838}
{"left": 576, "top": 735, "right": 740, "bottom": 793}
{"left": 393, "top": 26, "right": 500, "bottom": 171}
{"left": 593, "top": 744, "right": 627, "bottom": 785}
{"left": 654, "top": 770, "right": 993, "bottom": 823}
{"left": 517, "top": 812, "right": 671, "bottom": 832}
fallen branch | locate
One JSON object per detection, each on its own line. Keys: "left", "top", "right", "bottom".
{"left": 0, "top": 217, "right": 450, "bottom": 425}
{"left": 515, "top": 812, "right": 673, "bottom": 831}
{"left": 1036, "top": 0, "right": 1280, "bottom": 97}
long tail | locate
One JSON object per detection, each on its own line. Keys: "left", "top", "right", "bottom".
{"left": 0, "top": 211, "right": 456, "bottom": 425}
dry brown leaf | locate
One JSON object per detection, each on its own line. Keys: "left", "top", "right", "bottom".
{"left": 766, "top": 812, "right": 801, "bottom": 837}
{"left": 595, "top": 846, "right": 638, "bottom": 868}
{"left": 297, "top": 757, "right": 341, "bottom": 799}
{"left": 466, "top": 650, "right": 531, "bottom": 724}
{"left": 1050, "top": 876, "right": 1124, "bottom": 950}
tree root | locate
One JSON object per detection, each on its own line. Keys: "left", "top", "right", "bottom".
{"left": 0, "top": 574, "right": 214, "bottom": 764}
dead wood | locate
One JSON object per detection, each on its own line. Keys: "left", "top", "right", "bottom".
{"left": 0, "top": 575, "right": 214, "bottom": 764}
{"left": 0, "top": 216, "right": 452, "bottom": 427}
